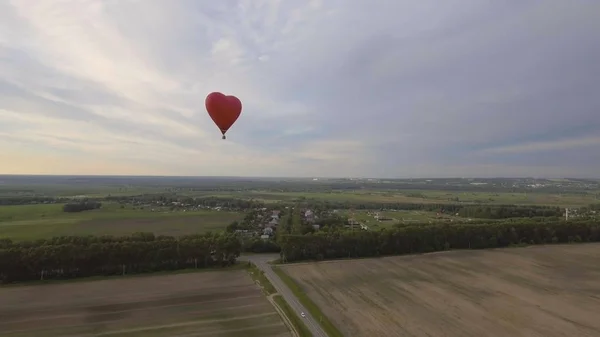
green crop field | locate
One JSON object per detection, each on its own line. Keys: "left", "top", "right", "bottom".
{"left": 0, "top": 203, "right": 244, "bottom": 241}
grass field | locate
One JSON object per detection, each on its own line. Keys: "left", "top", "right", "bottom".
{"left": 279, "top": 244, "right": 600, "bottom": 337}
{"left": 340, "top": 209, "right": 449, "bottom": 229}
{"left": 0, "top": 203, "right": 243, "bottom": 241}
{"left": 0, "top": 270, "right": 291, "bottom": 337}
{"left": 205, "top": 190, "right": 596, "bottom": 207}
{"left": 4, "top": 181, "right": 596, "bottom": 207}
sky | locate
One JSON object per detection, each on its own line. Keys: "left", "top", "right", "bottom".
{"left": 1, "top": 0, "right": 599, "bottom": 178}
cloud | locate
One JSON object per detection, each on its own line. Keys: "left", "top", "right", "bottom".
{"left": 479, "top": 136, "right": 600, "bottom": 155}
{"left": 1, "top": 0, "right": 599, "bottom": 177}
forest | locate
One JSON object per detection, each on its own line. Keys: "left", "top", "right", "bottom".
{"left": 277, "top": 220, "right": 600, "bottom": 262}
{"left": 0, "top": 232, "right": 241, "bottom": 283}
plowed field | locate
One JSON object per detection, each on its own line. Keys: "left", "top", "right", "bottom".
{"left": 0, "top": 270, "right": 290, "bottom": 337}
{"left": 281, "top": 244, "right": 600, "bottom": 337}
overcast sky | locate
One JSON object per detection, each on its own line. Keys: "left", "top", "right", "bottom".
{"left": 1, "top": 0, "right": 599, "bottom": 178}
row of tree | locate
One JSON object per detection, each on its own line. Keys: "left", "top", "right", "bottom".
{"left": 242, "top": 237, "right": 281, "bottom": 253}
{"left": 63, "top": 200, "right": 102, "bottom": 213}
{"left": 0, "top": 196, "right": 63, "bottom": 206}
{"left": 277, "top": 220, "right": 600, "bottom": 262}
{"left": 105, "top": 195, "right": 265, "bottom": 210}
{"left": 298, "top": 201, "right": 568, "bottom": 219}
{"left": 0, "top": 232, "right": 241, "bottom": 283}
{"left": 456, "top": 205, "right": 562, "bottom": 219}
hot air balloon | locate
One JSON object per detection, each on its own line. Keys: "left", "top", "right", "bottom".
{"left": 205, "top": 92, "right": 242, "bottom": 139}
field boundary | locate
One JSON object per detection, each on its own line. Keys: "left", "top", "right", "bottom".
{"left": 272, "top": 266, "right": 343, "bottom": 337}
{"left": 0, "top": 263, "right": 247, "bottom": 288}
{"left": 246, "top": 263, "right": 310, "bottom": 337}
{"left": 268, "top": 294, "right": 299, "bottom": 337}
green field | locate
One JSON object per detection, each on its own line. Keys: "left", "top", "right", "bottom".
{"left": 0, "top": 203, "right": 243, "bottom": 241}
{"left": 2, "top": 179, "right": 597, "bottom": 207}
{"left": 339, "top": 209, "right": 450, "bottom": 230}
{"left": 203, "top": 190, "right": 596, "bottom": 207}
{"left": 2, "top": 176, "right": 598, "bottom": 241}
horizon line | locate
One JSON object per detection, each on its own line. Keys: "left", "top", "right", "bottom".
{"left": 0, "top": 174, "right": 598, "bottom": 180}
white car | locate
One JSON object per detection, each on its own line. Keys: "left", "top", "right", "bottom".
{"left": 301, "top": 312, "right": 306, "bottom": 318}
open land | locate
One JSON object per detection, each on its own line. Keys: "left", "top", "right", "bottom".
{"left": 339, "top": 209, "right": 452, "bottom": 230}
{"left": 1, "top": 175, "right": 599, "bottom": 240}
{"left": 0, "top": 270, "right": 291, "bottom": 337}
{"left": 280, "top": 243, "right": 600, "bottom": 337}
{"left": 0, "top": 203, "right": 243, "bottom": 241}
{"left": 1, "top": 176, "right": 598, "bottom": 207}
{"left": 224, "top": 190, "right": 597, "bottom": 206}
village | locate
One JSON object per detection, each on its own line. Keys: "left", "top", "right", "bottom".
{"left": 230, "top": 207, "right": 388, "bottom": 242}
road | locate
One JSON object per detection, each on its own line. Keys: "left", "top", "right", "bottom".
{"left": 239, "top": 254, "right": 329, "bottom": 337}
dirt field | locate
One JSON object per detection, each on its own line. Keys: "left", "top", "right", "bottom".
{"left": 281, "top": 243, "right": 600, "bottom": 337}
{"left": 0, "top": 270, "right": 291, "bottom": 337}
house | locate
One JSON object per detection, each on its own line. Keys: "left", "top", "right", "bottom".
{"left": 263, "top": 227, "right": 274, "bottom": 236}
{"left": 374, "top": 213, "right": 391, "bottom": 221}
{"left": 260, "top": 234, "right": 270, "bottom": 240}
{"left": 304, "top": 209, "right": 316, "bottom": 223}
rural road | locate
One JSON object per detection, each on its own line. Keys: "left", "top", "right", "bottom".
{"left": 239, "top": 254, "right": 329, "bottom": 337}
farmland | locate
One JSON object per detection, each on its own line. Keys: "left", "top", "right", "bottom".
{"left": 1, "top": 175, "right": 598, "bottom": 207}
{"left": 0, "top": 270, "right": 291, "bottom": 337}
{"left": 279, "top": 244, "right": 600, "bottom": 337}
{"left": 176, "top": 190, "right": 596, "bottom": 207}
{"left": 338, "top": 209, "right": 449, "bottom": 230}
{"left": 0, "top": 203, "right": 243, "bottom": 241}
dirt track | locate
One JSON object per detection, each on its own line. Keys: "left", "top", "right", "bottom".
{"left": 282, "top": 243, "right": 600, "bottom": 337}
{"left": 0, "top": 270, "right": 290, "bottom": 337}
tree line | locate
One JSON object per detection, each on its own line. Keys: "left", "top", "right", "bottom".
{"left": 297, "top": 201, "right": 564, "bottom": 219}
{"left": 0, "top": 232, "right": 241, "bottom": 284}
{"left": 0, "top": 196, "right": 64, "bottom": 206}
{"left": 106, "top": 195, "right": 264, "bottom": 210}
{"left": 456, "top": 205, "right": 561, "bottom": 219}
{"left": 277, "top": 219, "right": 600, "bottom": 262}
{"left": 62, "top": 200, "right": 102, "bottom": 213}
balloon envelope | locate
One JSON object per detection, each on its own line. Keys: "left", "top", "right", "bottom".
{"left": 205, "top": 92, "right": 242, "bottom": 138}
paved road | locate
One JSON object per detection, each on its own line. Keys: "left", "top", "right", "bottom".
{"left": 239, "top": 254, "right": 329, "bottom": 337}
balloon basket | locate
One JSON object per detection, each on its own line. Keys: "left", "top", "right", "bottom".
{"left": 222, "top": 135, "right": 226, "bottom": 140}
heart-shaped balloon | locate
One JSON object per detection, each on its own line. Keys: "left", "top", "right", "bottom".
{"left": 205, "top": 92, "right": 242, "bottom": 139}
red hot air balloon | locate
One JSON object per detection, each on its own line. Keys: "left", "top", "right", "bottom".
{"left": 205, "top": 92, "right": 242, "bottom": 139}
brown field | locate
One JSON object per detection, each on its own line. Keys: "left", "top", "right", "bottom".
{"left": 281, "top": 243, "right": 600, "bottom": 337}
{"left": 0, "top": 270, "right": 291, "bottom": 337}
